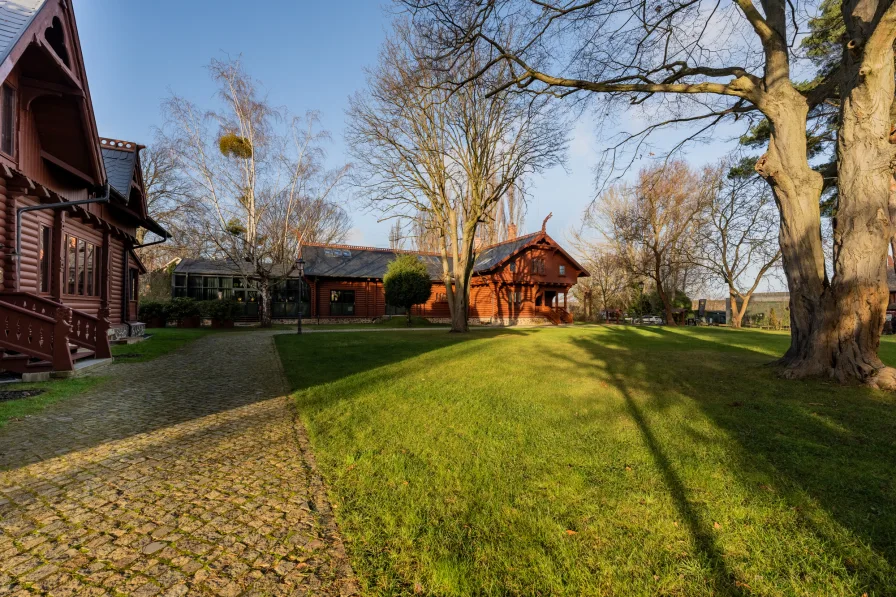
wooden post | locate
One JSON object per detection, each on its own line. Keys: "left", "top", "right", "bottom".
{"left": 95, "top": 306, "right": 112, "bottom": 359}
{"left": 51, "top": 210, "right": 65, "bottom": 301}
{"left": 52, "top": 306, "right": 74, "bottom": 372}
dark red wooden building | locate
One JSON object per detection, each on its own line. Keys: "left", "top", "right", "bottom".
{"left": 174, "top": 229, "right": 588, "bottom": 325}
{"left": 0, "top": 0, "right": 166, "bottom": 374}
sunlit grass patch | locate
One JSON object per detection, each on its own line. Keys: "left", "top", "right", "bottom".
{"left": 277, "top": 326, "right": 896, "bottom": 596}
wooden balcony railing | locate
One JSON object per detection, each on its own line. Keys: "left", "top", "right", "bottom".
{"left": 1, "top": 292, "right": 112, "bottom": 360}
{"left": 0, "top": 301, "right": 73, "bottom": 371}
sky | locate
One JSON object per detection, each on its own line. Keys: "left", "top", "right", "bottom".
{"left": 73, "top": 0, "right": 765, "bottom": 294}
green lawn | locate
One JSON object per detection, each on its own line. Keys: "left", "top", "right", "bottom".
{"left": 0, "top": 328, "right": 225, "bottom": 427}
{"left": 0, "top": 377, "right": 102, "bottom": 429}
{"left": 276, "top": 325, "right": 896, "bottom": 596}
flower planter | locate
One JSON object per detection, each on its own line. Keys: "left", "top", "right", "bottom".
{"left": 177, "top": 316, "right": 201, "bottom": 328}
{"left": 210, "top": 319, "right": 235, "bottom": 329}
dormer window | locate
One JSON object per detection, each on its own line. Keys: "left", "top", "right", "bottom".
{"left": 1, "top": 84, "right": 15, "bottom": 157}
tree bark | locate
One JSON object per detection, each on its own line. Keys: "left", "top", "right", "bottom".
{"left": 653, "top": 256, "right": 678, "bottom": 326}
{"left": 258, "top": 280, "right": 272, "bottom": 328}
{"left": 729, "top": 291, "right": 743, "bottom": 328}
{"left": 657, "top": 284, "right": 677, "bottom": 326}
{"left": 822, "top": 1, "right": 896, "bottom": 387}
{"left": 754, "top": 89, "right": 829, "bottom": 375}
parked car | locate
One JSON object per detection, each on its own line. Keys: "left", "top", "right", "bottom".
{"left": 641, "top": 315, "right": 664, "bottom": 325}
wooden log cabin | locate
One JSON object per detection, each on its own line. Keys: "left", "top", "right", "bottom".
{"left": 0, "top": 0, "right": 166, "bottom": 375}
{"left": 173, "top": 226, "right": 588, "bottom": 326}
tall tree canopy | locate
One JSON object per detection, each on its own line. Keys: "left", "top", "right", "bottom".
{"left": 347, "top": 23, "right": 564, "bottom": 332}
{"left": 403, "top": 0, "right": 896, "bottom": 386}
{"left": 159, "top": 58, "right": 350, "bottom": 327}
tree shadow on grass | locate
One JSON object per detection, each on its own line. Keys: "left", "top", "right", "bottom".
{"left": 0, "top": 329, "right": 528, "bottom": 472}
{"left": 277, "top": 328, "right": 535, "bottom": 404}
{"left": 564, "top": 326, "right": 896, "bottom": 592}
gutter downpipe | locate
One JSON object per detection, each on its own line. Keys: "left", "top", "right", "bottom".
{"left": 14, "top": 182, "right": 111, "bottom": 289}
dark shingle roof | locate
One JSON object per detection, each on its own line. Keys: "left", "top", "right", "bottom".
{"left": 0, "top": 0, "right": 45, "bottom": 67}
{"left": 174, "top": 258, "right": 296, "bottom": 278}
{"left": 303, "top": 245, "right": 443, "bottom": 280}
{"left": 101, "top": 147, "right": 137, "bottom": 198}
{"left": 473, "top": 232, "right": 539, "bottom": 271}
{"left": 173, "top": 233, "right": 550, "bottom": 281}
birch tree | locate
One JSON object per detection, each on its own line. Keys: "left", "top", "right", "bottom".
{"left": 347, "top": 24, "right": 564, "bottom": 332}
{"left": 160, "top": 58, "right": 349, "bottom": 327}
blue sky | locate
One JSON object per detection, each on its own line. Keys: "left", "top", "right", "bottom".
{"left": 73, "top": 0, "right": 742, "bottom": 262}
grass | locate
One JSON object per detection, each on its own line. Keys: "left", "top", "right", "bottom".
{"left": 276, "top": 325, "right": 896, "bottom": 596}
{"left": 372, "top": 316, "right": 442, "bottom": 328}
{"left": 0, "top": 327, "right": 227, "bottom": 426}
{"left": 0, "top": 377, "right": 102, "bottom": 429}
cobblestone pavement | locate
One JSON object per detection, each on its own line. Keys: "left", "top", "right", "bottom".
{"left": 0, "top": 331, "right": 357, "bottom": 596}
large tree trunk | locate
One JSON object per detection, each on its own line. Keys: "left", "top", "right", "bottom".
{"left": 657, "top": 285, "right": 677, "bottom": 326}
{"left": 755, "top": 91, "right": 829, "bottom": 375}
{"left": 653, "top": 256, "right": 678, "bottom": 326}
{"left": 729, "top": 291, "right": 744, "bottom": 328}
{"left": 822, "top": 2, "right": 896, "bottom": 388}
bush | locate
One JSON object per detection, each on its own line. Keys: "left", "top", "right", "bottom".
{"left": 168, "top": 297, "right": 201, "bottom": 320}
{"left": 768, "top": 308, "right": 782, "bottom": 331}
{"left": 139, "top": 300, "right": 169, "bottom": 321}
{"left": 199, "top": 299, "right": 240, "bottom": 321}
{"left": 384, "top": 255, "right": 433, "bottom": 326}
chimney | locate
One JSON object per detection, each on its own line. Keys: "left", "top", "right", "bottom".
{"left": 507, "top": 223, "right": 517, "bottom": 240}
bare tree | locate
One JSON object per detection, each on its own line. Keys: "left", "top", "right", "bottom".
{"left": 347, "top": 23, "right": 564, "bottom": 332}
{"left": 402, "top": 0, "right": 896, "bottom": 385}
{"left": 160, "top": 58, "right": 349, "bottom": 327}
{"left": 136, "top": 143, "right": 210, "bottom": 271}
{"left": 569, "top": 239, "right": 631, "bottom": 322}
{"left": 475, "top": 182, "right": 526, "bottom": 246}
{"left": 388, "top": 220, "right": 406, "bottom": 250}
{"left": 692, "top": 161, "right": 782, "bottom": 328}
{"left": 597, "top": 162, "right": 710, "bottom": 326}
{"left": 411, "top": 211, "right": 442, "bottom": 253}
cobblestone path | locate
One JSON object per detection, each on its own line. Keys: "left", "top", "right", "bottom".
{"left": 0, "top": 331, "right": 356, "bottom": 596}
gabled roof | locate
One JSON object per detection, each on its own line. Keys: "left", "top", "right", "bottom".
{"left": 0, "top": 0, "right": 46, "bottom": 67}
{"left": 101, "top": 143, "right": 138, "bottom": 199}
{"left": 303, "top": 245, "right": 443, "bottom": 280}
{"left": 473, "top": 232, "right": 540, "bottom": 271}
{"left": 172, "top": 230, "right": 590, "bottom": 281}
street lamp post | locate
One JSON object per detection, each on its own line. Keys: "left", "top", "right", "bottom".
{"left": 295, "top": 258, "right": 305, "bottom": 335}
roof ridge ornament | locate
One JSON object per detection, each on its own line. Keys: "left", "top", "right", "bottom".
{"left": 542, "top": 212, "right": 553, "bottom": 233}
{"left": 99, "top": 137, "right": 138, "bottom": 152}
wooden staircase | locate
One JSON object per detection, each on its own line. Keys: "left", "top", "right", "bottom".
{"left": 0, "top": 292, "right": 112, "bottom": 374}
{"left": 537, "top": 306, "right": 574, "bottom": 325}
